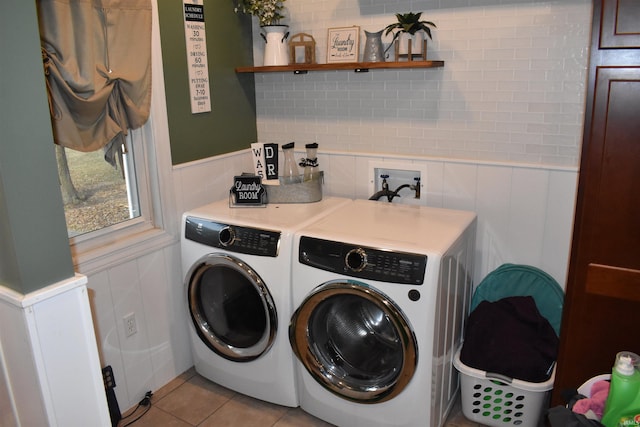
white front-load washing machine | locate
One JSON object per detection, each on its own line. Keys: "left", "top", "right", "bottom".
{"left": 181, "top": 197, "right": 351, "bottom": 407}
{"left": 289, "top": 199, "right": 477, "bottom": 426}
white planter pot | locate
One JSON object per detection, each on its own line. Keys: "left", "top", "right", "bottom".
{"left": 398, "top": 32, "right": 424, "bottom": 56}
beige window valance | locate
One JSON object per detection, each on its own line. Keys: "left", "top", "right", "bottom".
{"left": 37, "top": 0, "right": 152, "bottom": 159}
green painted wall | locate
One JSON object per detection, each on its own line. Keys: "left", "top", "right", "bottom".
{"left": 0, "top": 0, "right": 255, "bottom": 293}
{"left": 0, "top": 1, "right": 75, "bottom": 294}
{"left": 158, "top": 0, "right": 257, "bottom": 165}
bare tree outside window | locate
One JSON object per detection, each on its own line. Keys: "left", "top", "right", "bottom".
{"left": 56, "top": 142, "right": 140, "bottom": 238}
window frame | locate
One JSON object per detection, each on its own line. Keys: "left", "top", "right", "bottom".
{"left": 69, "top": 0, "right": 177, "bottom": 275}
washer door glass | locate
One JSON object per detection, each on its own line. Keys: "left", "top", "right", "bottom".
{"left": 290, "top": 280, "right": 417, "bottom": 403}
{"left": 187, "top": 253, "right": 277, "bottom": 362}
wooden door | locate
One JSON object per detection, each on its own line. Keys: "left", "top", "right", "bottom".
{"left": 552, "top": 0, "right": 640, "bottom": 404}
{"left": 600, "top": 0, "right": 640, "bottom": 48}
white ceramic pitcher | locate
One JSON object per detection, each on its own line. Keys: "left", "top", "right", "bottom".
{"left": 261, "top": 25, "right": 289, "bottom": 66}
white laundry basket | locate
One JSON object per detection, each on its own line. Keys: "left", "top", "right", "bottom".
{"left": 454, "top": 264, "right": 563, "bottom": 426}
{"left": 454, "top": 349, "right": 555, "bottom": 427}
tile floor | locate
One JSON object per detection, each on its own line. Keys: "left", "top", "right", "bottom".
{"left": 117, "top": 368, "right": 484, "bottom": 427}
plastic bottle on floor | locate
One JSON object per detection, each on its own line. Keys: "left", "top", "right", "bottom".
{"left": 601, "top": 351, "right": 640, "bottom": 427}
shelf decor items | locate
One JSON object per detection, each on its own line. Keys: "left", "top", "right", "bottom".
{"left": 362, "top": 29, "right": 385, "bottom": 62}
{"left": 289, "top": 33, "right": 316, "bottom": 65}
{"left": 260, "top": 25, "right": 290, "bottom": 66}
{"left": 383, "top": 12, "right": 436, "bottom": 61}
{"left": 327, "top": 26, "right": 360, "bottom": 63}
{"left": 235, "top": 0, "right": 290, "bottom": 66}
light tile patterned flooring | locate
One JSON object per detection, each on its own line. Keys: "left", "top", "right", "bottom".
{"left": 118, "top": 368, "right": 483, "bottom": 427}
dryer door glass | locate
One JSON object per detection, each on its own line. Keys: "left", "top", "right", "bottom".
{"left": 290, "top": 281, "right": 417, "bottom": 403}
{"left": 188, "top": 254, "right": 277, "bottom": 362}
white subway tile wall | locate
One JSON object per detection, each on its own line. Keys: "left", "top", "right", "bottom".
{"left": 251, "top": 0, "right": 591, "bottom": 167}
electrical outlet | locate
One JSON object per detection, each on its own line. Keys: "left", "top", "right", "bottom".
{"left": 123, "top": 312, "right": 137, "bottom": 337}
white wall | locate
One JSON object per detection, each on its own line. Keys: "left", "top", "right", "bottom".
{"left": 174, "top": 150, "right": 577, "bottom": 288}
{"left": 0, "top": 276, "right": 110, "bottom": 426}
{"left": 316, "top": 150, "right": 577, "bottom": 286}
{"left": 0, "top": 344, "right": 18, "bottom": 427}
{"left": 251, "top": 0, "right": 591, "bottom": 167}
{"left": 84, "top": 244, "right": 193, "bottom": 414}
{"left": 173, "top": 151, "right": 254, "bottom": 213}
{"left": 243, "top": 0, "right": 590, "bottom": 284}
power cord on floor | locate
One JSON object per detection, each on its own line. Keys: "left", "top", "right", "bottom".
{"left": 119, "top": 391, "right": 153, "bottom": 427}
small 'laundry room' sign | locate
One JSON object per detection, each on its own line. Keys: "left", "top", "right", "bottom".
{"left": 230, "top": 175, "right": 266, "bottom": 206}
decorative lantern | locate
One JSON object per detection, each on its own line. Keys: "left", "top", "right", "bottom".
{"left": 288, "top": 33, "right": 316, "bottom": 65}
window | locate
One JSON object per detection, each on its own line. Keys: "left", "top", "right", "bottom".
{"left": 62, "top": 126, "right": 152, "bottom": 244}
{"left": 65, "top": 87, "right": 178, "bottom": 272}
{"left": 60, "top": 135, "right": 141, "bottom": 238}
{"left": 35, "top": 0, "right": 176, "bottom": 272}
{"left": 61, "top": 1, "right": 177, "bottom": 273}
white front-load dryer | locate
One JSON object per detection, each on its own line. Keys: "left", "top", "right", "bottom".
{"left": 181, "top": 197, "right": 351, "bottom": 407}
{"left": 290, "top": 199, "right": 477, "bottom": 426}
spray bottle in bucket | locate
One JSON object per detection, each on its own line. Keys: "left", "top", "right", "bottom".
{"left": 601, "top": 351, "right": 640, "bottom": 427}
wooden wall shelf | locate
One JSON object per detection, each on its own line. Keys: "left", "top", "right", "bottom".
{"left": 235, "top": 60, "right": 444, "bottom": 74}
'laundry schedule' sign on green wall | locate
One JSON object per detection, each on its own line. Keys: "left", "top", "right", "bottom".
{"left": 158, "top": 0, "right": 257, "bottom": 165}
{"left": 183, "top": 1, "right": 211, "bottom": 113}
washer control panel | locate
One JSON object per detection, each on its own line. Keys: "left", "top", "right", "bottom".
{"left": 185, "top": 216, "right": 280, "bottom": 257}
{"left": 298, "top": 236, "right": 426, "bottom": 285}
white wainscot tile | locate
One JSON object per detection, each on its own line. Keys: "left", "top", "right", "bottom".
{"left": 423, "top": 161, "right": 445, "bottom": 208}
{"left": 85, "top": 271, "right": 127, "bottom": 405}
{"left": 137, "top": 249, "right": 181, "bottom": 391}
{"left": 107, "top": 260, "right": 154, "bottom": 406}
{"left": 178, "top": 162, "right": 221, "bottom": 211}
{"left": 540, "top": 170, "right": 578, "bottom": 288}
{"left": 355, "top": 155, "right": 379, "bottom": 201}
{"left": 442, "top": 163, "right": 478, "bottom": 211}
{"left": 163, "top": 244, "right": 193, "bottom": 372}
{"left": 321, "top": 154, "right": 357, "bottom": 198}
{"left": 507, "top": 168, "right": 549, "bottom": 267}
{"left": 474, "top": 165, "right": 514, "bottom": 281}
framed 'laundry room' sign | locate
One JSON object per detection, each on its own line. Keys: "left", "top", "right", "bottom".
{"left": 230, "top": 175, "right": 266, "bottom": 207}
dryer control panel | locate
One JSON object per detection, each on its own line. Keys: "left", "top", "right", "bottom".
{"left": 298, "top": 236, "right": 426, "bottom": 285}
{"left": 185, "top": 216, "right": 280, "bottom": 257}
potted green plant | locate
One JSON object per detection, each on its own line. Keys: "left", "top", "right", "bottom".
{"left": 383, "top": 12, "right": 436, "bottom": 59}
{"left": 234, "top": 0, "right": 286, "bottom": 27}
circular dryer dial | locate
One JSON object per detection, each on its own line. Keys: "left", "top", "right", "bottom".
{"left": 345, "top": 248, "right": 367, "bottom": 272}
{"left": 218, "top": 226, "right": 236, "bottom": 246}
